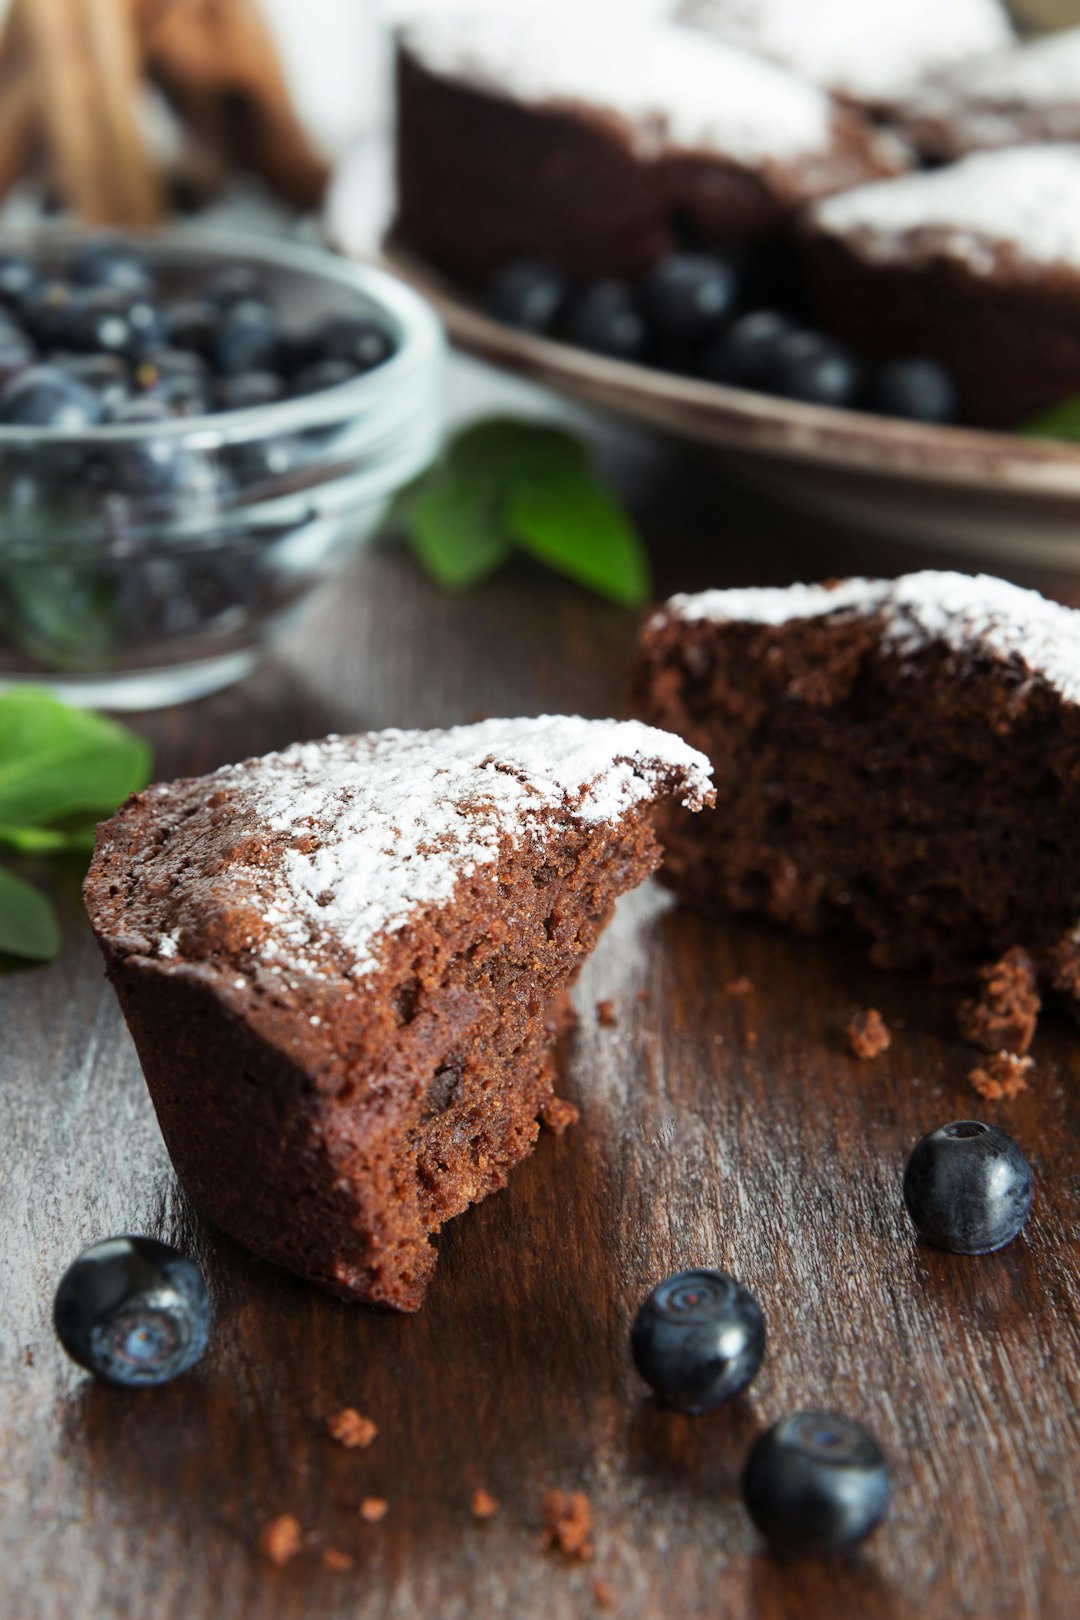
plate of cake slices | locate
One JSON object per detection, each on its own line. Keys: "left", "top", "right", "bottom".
{"left": 327, "top": 6, "right": 1080, "bottom": 568}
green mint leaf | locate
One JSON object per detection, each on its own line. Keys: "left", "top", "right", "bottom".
{"left": 505, "top": 473, "right": 651, "bottom": 608}
{"left": 408, "top": 478, "right": 513, "bottom": 590}
{"left": 447, "top": 417, "right": 590, "bottom": 483}
{"left": 1018, "top": 397, "right": 1080, "bottom": 440}
{"left": 0, "top": 866, "right": 61, "bottom": 961}
{"left": 0, "top": 824, "right": 98, "bottom": 855}
{"left": 0, "top": 688, "right": 151, "bottom": 828}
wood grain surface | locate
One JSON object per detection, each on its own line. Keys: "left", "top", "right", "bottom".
{"left": 1, "top": 405, "right": 1078, "bottom": 1620}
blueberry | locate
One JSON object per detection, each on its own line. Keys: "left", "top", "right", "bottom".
{"left": 485, "top": 257, "right": 570, "bottom": 334}
{"left": 163, "top": 299, "right": 218, "bottom": 359}
{"left": 290, "top": 357, "right": 359, "bottom": 396}
{"left": 567, "top": 281, "right": 648, "bottom": 362}
{"left": 55, "top": 287, "right": 134, "bottom": 356}
{"left": 763, "top": 330, "right": 864, "bottom": 408}
{"left": 53, "top": 1236, "right": 210, "bottom": 1387}
{"left": 869, "top": 358, "right": 958, "bottom": 425}
{"left": 17, "top": 279, "right": 75, "bottom": 348}
{"left": 55, "top": 352, "right": 131, "bottom": 415}
{"left": 120, "top": 294, "right": 167, "bottom": 360}
{"left": 214, "top": 301, "right": 279, "bottom": 375}
{"left": 67, "top": 238, "right": 153, "bottom": 297}
{"left": 902, "top": 1120, "right": 1033, "bottom": 1254}
{"left": 0, "top": 326, "right": 35, "bottom": 386}
{"left": 630, "top": 1267, "right": 765, "bottom": 1412}
{"left": 701, "top": 310, "right": 799, "bottom": 389}
{"left": 0, "top": 252, "right": 38, "bottom": 307}
{"left": 201, "top": 264, "right": 265, "bottom": 310}
{"left": 743, "top": 1412, "right": 890, "bottom": 1558}
{"left": 0, "top": 363, "right": 102, "bottom": 428}
{"left": 641, "top": 253, "right": 739, "bottom": 341}
{"left": 317, "top": 314, "right": 396, "bottom": 373}
{"left": 132, "top": 349, "right": 211, "bottom": 416}
{"left": 215, "top": 370, "right": 285, "bottom": 411}
{"left": 108, "top": 398, "right": 218, "bottom": 495}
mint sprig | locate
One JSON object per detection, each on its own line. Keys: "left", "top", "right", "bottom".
{"left": 0, "top": 688, "right": 151, "bottom": 963}
{"left": 385, "top": 417, "right": 651, "bottom": 608}
{"left": 1019, "top": 398, "right": 1080, "bottom": 440}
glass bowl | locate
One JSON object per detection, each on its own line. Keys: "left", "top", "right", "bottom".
{"left": 0, "top": 228, "right": 444, "bottom": 709}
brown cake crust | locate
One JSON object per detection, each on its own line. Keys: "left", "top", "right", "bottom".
{"left": 86, "top": 724, "right": 709, "bottom": 1309}
{"left": 394, "top": 47, "right": 904, "bottom": 284}
{"left": 801, "top": 229, "right": 1080, "bottom": 428}
{"left": 631, "top": 585, "right": 1080, "bottom": 1020}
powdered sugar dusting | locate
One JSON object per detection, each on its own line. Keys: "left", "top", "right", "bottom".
{"left": 810, "top": 145, "right": 1080, "bottom": 275}
{"left": 905, "top": 28, "right": 1080, "bottom": 155}
{"left": 190, "top": 717, "right": 711, "bottom": 981}
{"left": 400, "top": 9, "right": 836, "bottom": 164}
{"left": 677, "top": 0, "right": 1012, "bottom": 105}
{"left": 661, "top": 572, "right": 1080, "bottom": 704}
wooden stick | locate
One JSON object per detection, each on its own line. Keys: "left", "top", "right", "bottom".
{"left": 142, "top": 0, "right": 329, "bottom": 210}
{"left": 0, "top": 4, "right": 40, "bottom": 205}
{"left": 18, "top": 0, "right": 163, "bottom": 225}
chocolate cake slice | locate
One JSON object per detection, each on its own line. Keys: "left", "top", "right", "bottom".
{"left": 394, "top": 11, "right": 907, "bottom": 284}
{"left": 677, "top": 0, "right": 1012, "bottom": 113}
{"left": 803, "top": 145, "right": 1080, "bottom": 427}
{"left": 84, "top": 717, "right": 711, "bottom": 1310}
{"left": 631, "top": 573, "right": 1080, "bottom": 1020}
{"left": 899, "top": 28, "right": 1080, "bottom": 162}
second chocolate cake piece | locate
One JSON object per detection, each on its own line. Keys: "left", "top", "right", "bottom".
{"left": 632, "top": 572, "right": 1080, "bottom": 1021}
{"left": 84, "top": 716, "right": 711, "bottom": 1310}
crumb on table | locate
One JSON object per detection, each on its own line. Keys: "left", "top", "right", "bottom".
{"left": 969, "top": 1051, "right": 1034, "bottom": 1100}
{"left": 541, "top": 1488, "right": 594, "bottom": 1561}
{"left": 592, "top": 1576, "right": 617, "bottom": 1610}
{"left": 471, "top": 1487, "right": 500, "bottom": 1521}
{"left": 844, "top": 1007, "right": 891, "bottom": 1060}
{"left": 359, "top": 1497, "right": 389, "bottom": 1524}
{"left": 540, "top": 1095, "right": 580, "bottom": 1135}
{"left": 322, "top": 1547, "right": 354, "bottom": 1572}
{"left": 326, "top": 1407, "right": 377, "bottom": 1449}
{"left": 260, "top": 1514, "right": 303, "bottom": 1566}
{"left": 724, "top": 975, "right": 753, "bottom": 996}
{"left": 595, "top": 999, "right": 617, "bottom": 1027}
{"left": 958, "top": 946, "right": 1041, "bottom": 1055}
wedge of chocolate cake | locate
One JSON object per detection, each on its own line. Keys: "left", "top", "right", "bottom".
{"left": 632, "top": 573, "right": 1080, "bottom": 1027}
{"left": 803, "top": 146, "right": 1080, "bottom": 426}
{"left": 84, "top": 717, "right": 711, "bottom": 1310}
{"left": 394, "top": 10, "right": 907, "bottom": 283}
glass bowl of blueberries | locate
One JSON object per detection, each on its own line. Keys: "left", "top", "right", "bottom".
{"left": 0, "top": 229, "right": 443, "bottom": 708}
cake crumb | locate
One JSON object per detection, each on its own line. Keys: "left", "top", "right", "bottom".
{"left": 596, "top": 999, "right": 617, "bottom": 1027}
{"left": 844, "top": 1007, "right": 891, "bottom": 1059}
{"left": 725, "top": 975, "right": 753, "bottom": 995}
{"left": 322, "top": 1547, "right": 353, "bottom": 1572}
{"left": 260, "top": 1514, "right": 303, "bottom": 1566}
{"left": 541, "top": 1095, "right": 580, "bottom": 1135}
{"left": 958, "top": 946, "right": 1041, "bottom": 1055}
{"left": 969, "top": 1051, "right": 1033, "bottom": 1100}
{"left": 327, "top": 1407, "right": 377, "bottom": 1449}
{"left": 592, "top": 1576, "right": 617, "bottom": 1610}
{"left": 471, "top": 1487, "right": 500, "bottom": 1521}
{"left": 541, "top": 1488, "right": 594, "bottom": 1561}
{"left": 359, "top": 1497, "right": 389, "bottom": 1523}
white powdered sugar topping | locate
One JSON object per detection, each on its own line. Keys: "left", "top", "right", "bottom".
{"left": 204, "top": 716, "right": 711, "bottom": 979}
{"left": 400, "top": 9, "right": 836, "bottom": 164}
{"left": 677, "top": 0, "right": 1012, "bottom": 105}
{"left": 906, "top": 28, "right": 1080, "bottom": 150}
{"left": 661, "top": 572, "right": 1080, "bottom": 704}
{"left": 810, "top": 145, "right": 1080, "bottom": 275}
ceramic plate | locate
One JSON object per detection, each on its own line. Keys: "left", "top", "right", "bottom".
{"left": 325, "top": 164, "right": 1080, "bottom": 566}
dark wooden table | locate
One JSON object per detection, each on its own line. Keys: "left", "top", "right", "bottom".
{"left": 2, "top": 369, "right": 1078, "bottom": 1620}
